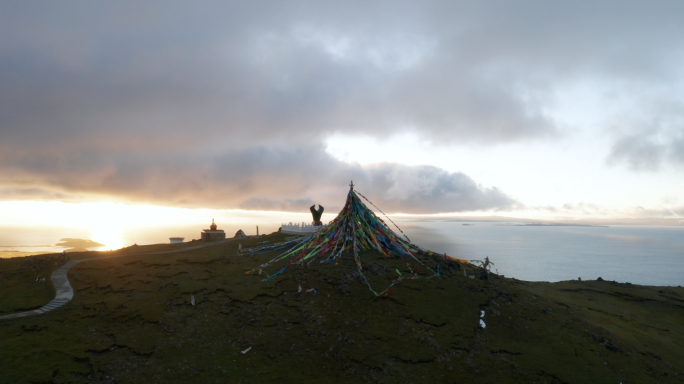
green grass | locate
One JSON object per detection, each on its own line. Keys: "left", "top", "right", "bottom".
{"left": 0, "top": 233, "right": 682, "bottom": 383}
{"left": 0, "top": 255, "right": 60, "bottom": 315}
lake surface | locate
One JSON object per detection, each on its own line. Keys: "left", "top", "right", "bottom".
{"left": 401, "top": 221, "right": 684, "bottom": 287}
{"left": 1, "top": 219, "right": 682, "bottom": 287}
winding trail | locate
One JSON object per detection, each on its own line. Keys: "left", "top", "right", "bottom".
{"left": 0, "top": 238, "right": 243, "bottom": 321}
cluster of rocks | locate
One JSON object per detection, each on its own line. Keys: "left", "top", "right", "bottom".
{"left": 19, "top": 257, "right": 57, "bottom": 272}
{"left": 594, "top": 277, "right": 634, "bottom": 285}
{"left": 591, "top": 334, "right": 619, "bottom": 351}
{"left": 366, "top": 262, "right": 391, "bottom": 276}
{"left": 312, "top": 268, "right": 366, "bottom": 295}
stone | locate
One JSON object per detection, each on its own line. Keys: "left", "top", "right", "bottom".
{"left": 201, "top": 231, "right": 226, "bottom": 241}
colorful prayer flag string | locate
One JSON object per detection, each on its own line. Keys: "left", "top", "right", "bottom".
{"left": 244, "top": 185, "right": 467, "bottom": 296}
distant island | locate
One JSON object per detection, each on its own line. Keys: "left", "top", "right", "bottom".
{"left": 497, "top": 223, "right": 608, "bottom": 227}
{"left": 54, "top": 238, "right": 105, "bottom": 252}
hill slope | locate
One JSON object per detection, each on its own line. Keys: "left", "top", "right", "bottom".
{"left": 0, "top": 232, "right": 682, "bottom": 383}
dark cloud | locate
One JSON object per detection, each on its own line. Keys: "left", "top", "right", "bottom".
{"left": 1, "top": 1, "right": 684, "bottom": 211}
{"left": 606, "top": 102, "right": 684, "bottom": 171}
{"left": 607, "top": 132, "right": 684, "bottom": 171}
{"left": 0, "top": 187, "right": 80, "bottom": 202}
{"left": 7, "top": 1, "right": 684, "bottom": 147}
{"left": 0, "top": 144, "right": 517, "bottom": 213}
{"left": 606, "top": 134, "right": 665, "bottom": 171}
{"left": 358, "top": 164, "right": 517, "bottom": 213}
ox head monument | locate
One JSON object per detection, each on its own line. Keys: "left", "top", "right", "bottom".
{"left": 310, "top": 204, "right": 324, "bottom": 226}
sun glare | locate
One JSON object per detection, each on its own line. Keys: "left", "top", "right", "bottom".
{"left": 90, "top": 222, "right": 125, "bottom": 251}
{"left": 0, "top": 201, "right": 337, "bottom": 251}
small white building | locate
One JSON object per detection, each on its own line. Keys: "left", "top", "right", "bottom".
{"left": 281, "top": 222, "right": 326, "bottom": 235}
{"left": 169, "top": 237, "right": 185, "bottom": 244}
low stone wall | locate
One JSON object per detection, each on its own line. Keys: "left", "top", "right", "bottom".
{"left": 201, "top": 231, "right": 226, "bottom": 241}
{"left": 281, "top": 222, "right": 325, "bottom": 235}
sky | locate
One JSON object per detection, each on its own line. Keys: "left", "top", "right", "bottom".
{"left": 1, "top": 1, "right": 684, "bottom": 225}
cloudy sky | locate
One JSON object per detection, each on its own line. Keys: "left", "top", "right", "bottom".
{"left": 1, "top": 1, "right": 683, "bottom": 221}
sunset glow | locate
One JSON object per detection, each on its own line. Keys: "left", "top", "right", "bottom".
{"left": 1, "top": 1, "right": 683, "bottom": 254}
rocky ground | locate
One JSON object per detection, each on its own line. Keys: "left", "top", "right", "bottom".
{"left": 0, "top": 233, "right": 683, "bottom": 383}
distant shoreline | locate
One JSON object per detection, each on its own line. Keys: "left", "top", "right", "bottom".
{"left": 497, "top": 223, "right": 609, "bottom": 227}
{"left": 399, "top": 215, "right": 683, "bottom": 227}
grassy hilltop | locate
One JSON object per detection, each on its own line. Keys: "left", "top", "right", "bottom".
{"left": 0, "top": 232, "right": 683, "bottom": 383}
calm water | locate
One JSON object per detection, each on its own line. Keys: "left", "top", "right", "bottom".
{"left": 401, "top": 221, "right": 684, "bottom": 287}
{"left": 1, "top": 219, "right": 682, "bottom": 287}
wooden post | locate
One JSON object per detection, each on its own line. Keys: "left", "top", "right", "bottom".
{"left": 257, "top": 226, "right": 259, "bottom": 236}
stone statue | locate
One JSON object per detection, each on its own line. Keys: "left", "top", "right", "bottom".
{"left": 310, "top": 204, "right": 324, "bottom": 226}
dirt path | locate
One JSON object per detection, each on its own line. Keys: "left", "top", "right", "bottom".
{"left": 0, "top": 238, "right": 243, "bottom": 320}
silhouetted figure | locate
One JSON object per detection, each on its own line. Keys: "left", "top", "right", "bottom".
{"left": 478, "top": 256, "right": 491, "bottom": 280}
{"left": 59, "top": 250, "right": 69, "bottom": 263}
{"left": 310, "top": 204, "right": 324, "bottom": 226}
